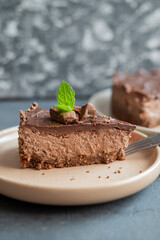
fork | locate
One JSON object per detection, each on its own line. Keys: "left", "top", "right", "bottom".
{"left": 125, "top": 133, "right": 160, "bottom": 156}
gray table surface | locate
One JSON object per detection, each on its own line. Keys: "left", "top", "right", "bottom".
{"left": 0, "top": 100, "right": 160, "bottom": 240}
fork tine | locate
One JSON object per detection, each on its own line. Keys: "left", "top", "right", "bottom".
{"left": 126, "top": 140, "right": 151, "bottom": 150}
{"left": 125, "top": 133, "right": 160, "bottom": 155}
{"left": 126, "top": 141, "right": 157, "bottom": 152}
{"left": 126, "top": 142, "right": 152, "bottom": 152}
{"left": 125, "top": 145, "right": 157, "bottom": 155}
{"left": 126, "top": 141, "right": 154, "bottom": 151}
{"left": 127, "top": 134, "right": 160, "bottom": 148}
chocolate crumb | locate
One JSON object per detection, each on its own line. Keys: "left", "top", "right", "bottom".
{"left": 98, "top": 176, "right": 101, "bottom": 178}
{"left": 70, "top": 178, "right": 75, "bottom": 181}
{"left": 106, "top": 176, "right": 110, "bottom": 179}
{"left": 139, "top": 171, "right": 142, "bottom": 173}
{"left": 114, "top": 171, "right": 117, "bottom": 174}
{"left": 86, "top": 170, "right": 90, "bottom": 173}
{"left": 108, "top": 166, "right": 111, "bottom": 169}
{"left": 117, "top": 170, "right": 121, "bottom": 174}
{"left": 42, "top": 173, "right": 45, "bottom": 175}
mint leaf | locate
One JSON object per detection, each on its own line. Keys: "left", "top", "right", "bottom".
{"left": 54, "top": 105, "right": 73, "bottom": 112}
{"left": 54, "top": 81, "right": 75, "bottom": 112}
{"left": 57, "top": 81, "right": 75, "bottom": 108}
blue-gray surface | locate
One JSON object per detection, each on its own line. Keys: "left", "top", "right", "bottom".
{"left": 0, "top": 100, "right": 160, "bottom": 240}
{"left": 1, "top": 0, "right": 160, "bottom": 98}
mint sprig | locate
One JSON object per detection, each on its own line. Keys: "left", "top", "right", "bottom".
{"left": 54, "top": 81, "right": 75, "bottom": 112}
{"left": 54, "top": 105, "right": 73, "bottom": 112}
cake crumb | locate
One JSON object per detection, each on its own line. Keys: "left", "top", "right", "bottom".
{"left": 108, "top": 166, "right": 111, "bottom": 169}
{"left": 119, "top": 167, "right": 122, "bottom": 169}
{"left": 86, "top": 170, "right": 90, "bottom": 173}
{"left": 139, "top": 170, "right": 142, "bottom": 173}
{"left": 117, "top": 170, "right": 121, "bottom": 174}
{"left": 106, "top": 176, "right": 110, "bottom": 179}
{"left": 70, "top": 178, "right": 75, "bottom": 181}
{"left": 98, "top": 176, "right": 101, "bottom": 178}
{"left": 42, "top": 173, "right": 45, "bottom": 175}
{"left": 114, "top": 171, "right": 117, "bottom": 174}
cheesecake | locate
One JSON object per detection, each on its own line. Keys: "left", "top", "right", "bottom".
{"left": 18, "top": 102, "right": 135, "bottom": 169}
{"left": 112, "top": 70, "right": 160, "bottom": 127}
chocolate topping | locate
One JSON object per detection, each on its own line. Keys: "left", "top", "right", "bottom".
{"left": 73, "top": 106, "right": 81, "bottom": 114}
{"left": 50, "top": 103, "right": 97, "bottom": 124}
{"left": 21, "top": 105, "right": 135, "bottom": 134}
{"left": 80, "top": 103, "right": 96, "bottom": 120}
{"left": 50, "top": 107, "right": 79, "bottom": 124}
{"left": 113, "top": 70, "right": 160, "bottom": 99}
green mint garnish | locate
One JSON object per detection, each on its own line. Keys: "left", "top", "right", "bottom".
{"left": 54, "top": 105, "right": 73, "bottom": 112}
{"left": 54, "top": 81, "right": 75, "bottom": 112}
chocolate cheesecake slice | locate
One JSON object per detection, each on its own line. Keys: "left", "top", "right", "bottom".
{"left": 18, "top": 102, "right": 135, "bottom": 170}
{"left": 112, "top": 70, "right": 160, "bottom": 127}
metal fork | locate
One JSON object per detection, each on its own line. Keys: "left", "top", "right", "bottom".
{"left": 125, "top": 133, "right": 160, "bottom": 156}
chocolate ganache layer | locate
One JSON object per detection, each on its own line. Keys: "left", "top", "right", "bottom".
{"left": 20, "top": 103, "right": 135, "bottom": 133}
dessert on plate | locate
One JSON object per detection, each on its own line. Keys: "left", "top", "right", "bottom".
{"left": 18, "top": 81, "right": 135, "bottom": 170}
{"left": 112, "top": 70, "right": 160, "bottom": 128}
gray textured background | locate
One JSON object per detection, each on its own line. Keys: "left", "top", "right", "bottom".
{"left": 0, "top": 0, "right": 160, "bottom": 98}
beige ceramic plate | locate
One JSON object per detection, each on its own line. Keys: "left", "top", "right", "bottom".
{"left": 89, "top": 88, "right": 160, "bottom": 135}
{"left": 0, "top": 126, "right": 160, "bottom": 206}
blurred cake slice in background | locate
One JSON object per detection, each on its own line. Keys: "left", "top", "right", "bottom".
{"left": 112, "top": 70, "right": 160, "bottom": 128}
